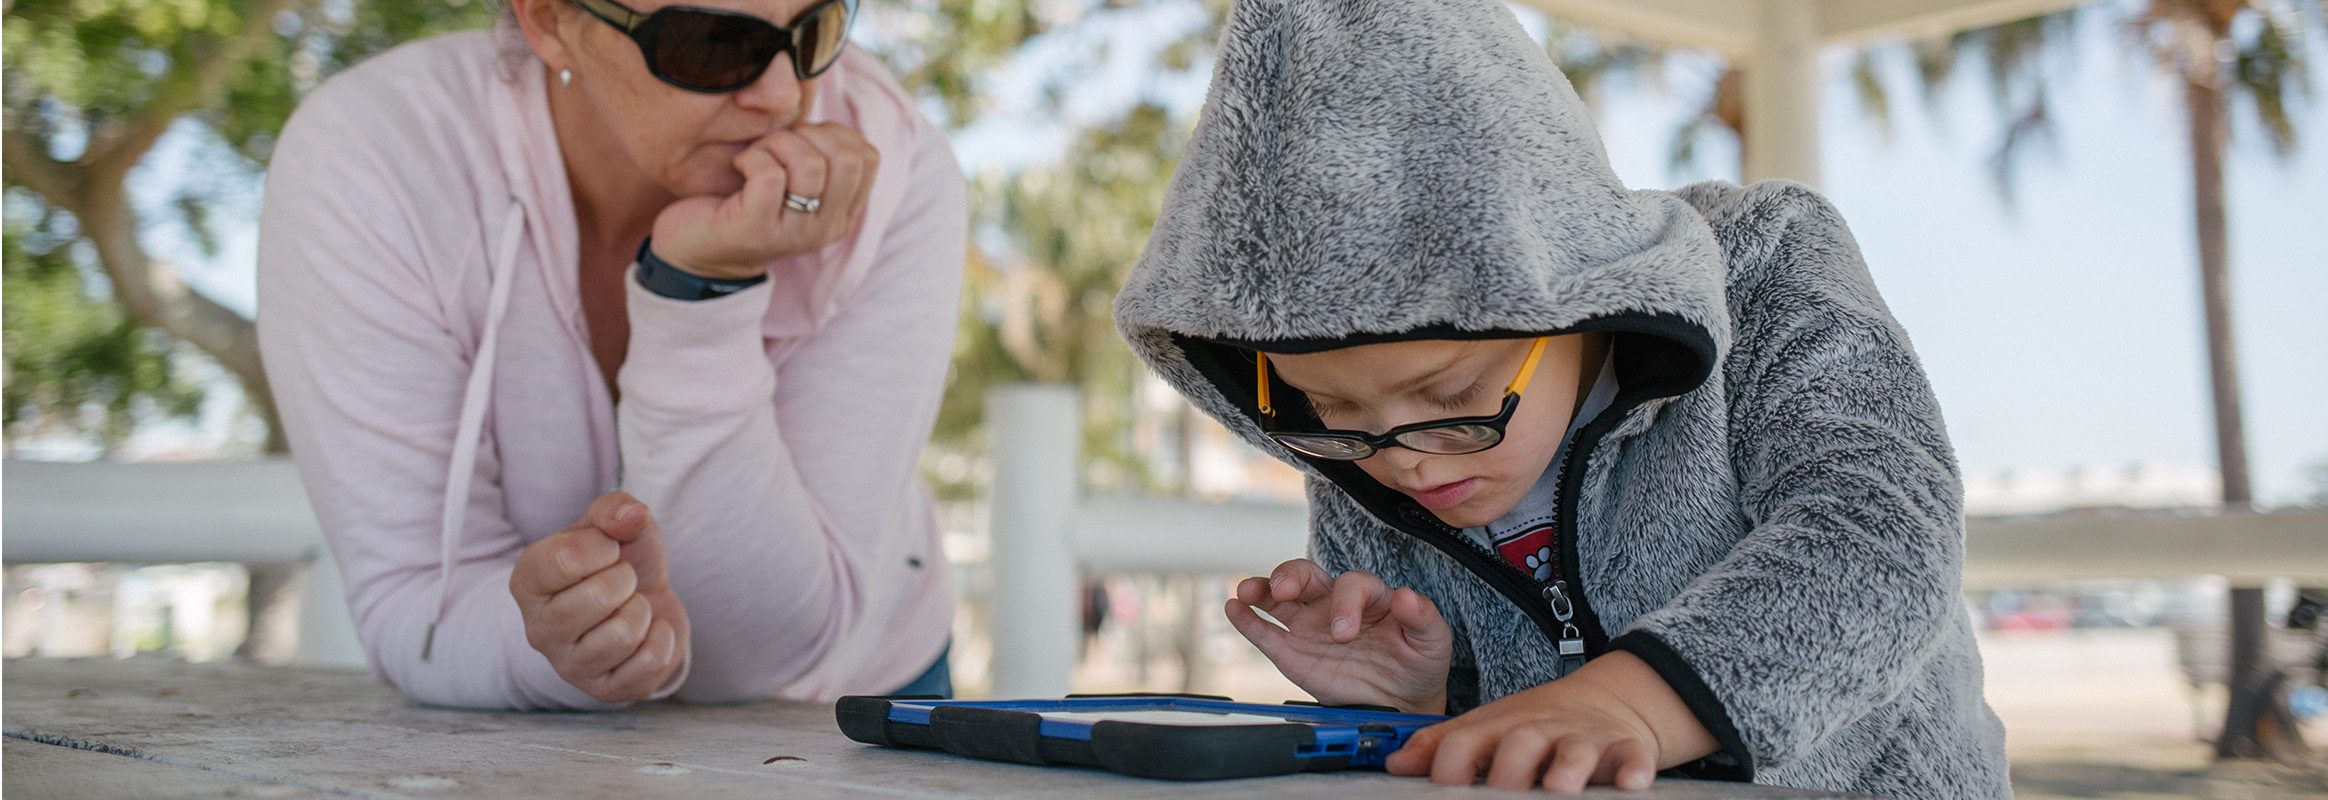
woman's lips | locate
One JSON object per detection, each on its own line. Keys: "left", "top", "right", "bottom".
{"left": 1407, "top": 478, "right": 1478, "bottom": 510}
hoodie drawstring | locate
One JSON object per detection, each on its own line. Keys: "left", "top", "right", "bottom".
{"left": 423, "top": 200, "right": 526, "bottom": 661}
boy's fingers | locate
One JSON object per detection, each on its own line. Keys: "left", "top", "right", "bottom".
{"left": 1389, "top": 588, "right": 1450, "bottom": 646}
{"left": 1223, "top": 599, "right": 1291, "bottom": 654}
{"left": 1542, "top": 735, "right": 1605, "bottom": 794}
{"left": 1386, "top": 721, "right": 1446, "bottom": 776}
{"left": 1482, "top": 727, "right": 1555, "bottom": 790}
{"left": 1327, "top": 572, "right": 1391, "bottom": 643}
{"left": 1268, "top": 559, "right": 1330, "bottom": 604}
{"left": 1235, "top": 576, "right": 1270, "bottom": 607}
{"left": 1600, "top": 739, "right": 1657, "bottom": 790}
{"left": 1428, "top": 726, "right": 1491, "bottom": 785}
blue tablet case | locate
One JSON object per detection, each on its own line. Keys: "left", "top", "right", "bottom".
{"left": 836, "top": 693, "right": 1447, "bottom": 780}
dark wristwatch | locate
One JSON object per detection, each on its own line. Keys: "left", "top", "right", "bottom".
{"left": 634, "top": 238, "right": 768, "bottom": 301}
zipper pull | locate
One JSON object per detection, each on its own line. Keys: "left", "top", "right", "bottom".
{"left": 1541, "top": 581, "right": 1576, "bottom": 621}
{"left": 1542, "top": 582, "right": 1588, "bottom": 673}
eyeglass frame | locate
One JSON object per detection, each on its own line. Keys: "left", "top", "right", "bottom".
{"left": 1255, "top": 336, "right": 1552, "bottom": 461}
{"left": 568, "top": 0, "right": 855, "bottom": 93}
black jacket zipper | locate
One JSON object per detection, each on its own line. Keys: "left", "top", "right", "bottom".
{"left": 1204, "top": 315, "right": 1715, "bottom": 705}
{"left": 1374, "top": 389, "right": 1641, "bottom": 686}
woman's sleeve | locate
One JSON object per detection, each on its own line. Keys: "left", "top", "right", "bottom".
{"left": 612, "top": 122, "right": 968, "bottom": 701}
{"left": 256, "top": 95, "right": 617, "bottom": 711}
{"left": 1607, "top": 185, "right": 1968, "bottom": 778}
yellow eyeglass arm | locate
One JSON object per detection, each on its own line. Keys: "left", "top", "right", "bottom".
{"left": 1256, "top": 352, "right": 1274, "bottom": 417}
{"left": 1507, "top": 336, "right": 1552, "bottom": 397}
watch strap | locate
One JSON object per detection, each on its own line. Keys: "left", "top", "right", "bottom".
{"left": 634, "top": 238, "right": 768, "bottom": 301}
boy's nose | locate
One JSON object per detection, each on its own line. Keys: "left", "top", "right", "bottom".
{"left": 1373, "top": 446, "right": 1428, "bottom": 472}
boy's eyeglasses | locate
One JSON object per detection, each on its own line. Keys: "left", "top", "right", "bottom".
{"left": 1256, "top": 337, "right": 1551, "bottom": 461}
{"left": 570, "top": 0, "right": 853, "bottom": 93}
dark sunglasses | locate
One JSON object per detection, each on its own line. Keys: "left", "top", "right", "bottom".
{"left": 1257, "top": 337, "right": 1551, "bottom": 461}
{"left": 570, "top": 0, "right": 854, "bottom": 93}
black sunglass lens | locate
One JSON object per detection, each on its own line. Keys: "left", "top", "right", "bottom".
{"left": 792, "top": 0, "right": 851, "bottom": 76}
{"left": 653, "top": 11, "right": 783, "bottom": 90}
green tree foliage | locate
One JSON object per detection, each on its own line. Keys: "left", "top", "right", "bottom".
{"left": 864, "top": 0, "right": 1226, "bottom": 498}
{"left": 935, "top": 104, "right": 1188, "bottom": 497}
{"left": 4, "top": 205, "right": 203, "bottom": 455}
{"left": 3, "top": 0, "right": 499, "bottom": 453}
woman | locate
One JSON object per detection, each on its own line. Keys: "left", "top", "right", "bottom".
{"left": 256, "top": 0, "right": 964, "bottom": 709}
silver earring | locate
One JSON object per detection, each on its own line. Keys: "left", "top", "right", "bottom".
{"left": 559, "top": 68, "right": 573, "bottom": 88}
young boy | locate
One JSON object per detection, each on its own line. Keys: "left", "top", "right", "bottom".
{"left": 1112, "top": 0, "right": 2009, "bottom": 797}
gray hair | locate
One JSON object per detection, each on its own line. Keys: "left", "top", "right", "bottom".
{"left": 495, "top": 1, "right": 543, "bottom": 81}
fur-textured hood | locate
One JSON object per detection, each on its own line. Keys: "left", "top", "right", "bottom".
{"left": 1117, "top": 0, "right": 1728, "bottom": 406}
{"left": 1116, "top": 1, "right": 2010, "bottom": 798}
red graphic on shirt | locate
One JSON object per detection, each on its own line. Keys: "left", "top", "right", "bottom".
{"left": 1495, "top": 526, "right": 1557, "bottom": 582}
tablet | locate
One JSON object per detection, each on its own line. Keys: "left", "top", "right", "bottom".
{"left": 835, "top": 693, "right": 1447, "bottom": 780}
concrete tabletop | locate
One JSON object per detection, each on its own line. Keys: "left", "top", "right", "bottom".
{"left": 2, "top": 657, "right": 1873, "bottom": 799}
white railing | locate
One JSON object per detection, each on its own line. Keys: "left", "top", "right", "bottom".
{"left": 2, "top": 457, "right": 365, "bottom": 669}
{"left": 980, "top": 386, "right": 2328, "bottom": 696}
{"left": 7, "top": 386, "right": 2324, "bottom": 696}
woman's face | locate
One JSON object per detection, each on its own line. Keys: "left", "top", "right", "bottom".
{"left": 533, "top": 0, "right": 825, "bottom": 198}
{"left": 1263, "top": 336, "right": 1593, "bottom": 530}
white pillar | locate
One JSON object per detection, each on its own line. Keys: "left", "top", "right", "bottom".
{"left": 1744, "top": 0, "right": 1822, "bottom": 186}
{"left": 291, "top": 548, "right": 367, "bottom": 669}
{"left": 985, "top": 384, "right": 1082, "bottom": 698}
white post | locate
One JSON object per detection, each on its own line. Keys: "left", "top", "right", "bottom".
{"left": 1744, "top": 0, "right": 1822, "bottom": 186}
{"left": 291, "top": 548, "right": 367, "bottom": 669}
{"left": 985, "top": 384, "right": 1082, "bottom": 698}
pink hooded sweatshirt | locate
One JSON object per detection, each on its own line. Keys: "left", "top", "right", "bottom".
{"left": 256, "top": 30, "right": 962, "bottom": 710}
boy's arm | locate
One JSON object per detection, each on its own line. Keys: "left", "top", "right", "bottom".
{"left": 1610, "top": 183, "right": 1969, "bottom": 777}
{"left": 1565, "top": 651, "right": 1719, "bottom": 768}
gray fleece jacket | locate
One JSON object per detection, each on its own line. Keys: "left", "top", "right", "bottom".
{"left": 1112, "top": 0, "right": 2011, "bottom": 797}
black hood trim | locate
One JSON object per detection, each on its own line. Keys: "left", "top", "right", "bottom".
{"left": 1188, "top": 312, "right": 1714, "bottom": 457}
{"left": 1175, "top": 312, "right": 1717, "bottom": 663}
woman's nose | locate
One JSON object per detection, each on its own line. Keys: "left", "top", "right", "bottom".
{"left": 731, "top": 62, "right": 808, "bottom": 118}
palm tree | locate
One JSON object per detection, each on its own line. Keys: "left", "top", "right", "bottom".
{"left": 2130, "top": 0, "right": 2318, "bottom": 759}
{"left": 1897, "top": 0, "right": 2318, "bottom": 759}
{"left": 1601, "top": 0, "right": 2319, "bottom": 759}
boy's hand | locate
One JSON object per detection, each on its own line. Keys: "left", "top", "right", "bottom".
{"left": 1224, "top": 558, "right": 1452, "bottom": 714}
{"left": 510, "top": 492, "right": 691, "bottom": 704}
{"left": 1384, "top": 650, "right": 1719, "bottom": 792}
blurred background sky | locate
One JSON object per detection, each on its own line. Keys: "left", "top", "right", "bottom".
{"left": 78, "top": 0, "right": 2327, "bottom": 504}
{"left": 8, "top": 2, "right": 2326, "bottom": 794}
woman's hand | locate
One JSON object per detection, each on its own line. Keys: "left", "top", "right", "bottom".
{"left": 1384, "top": 650, "right": 1720, "bottom": 792}
{"left": 510, "top": 492, "right": 691, "bottom": 704}
{"left": 1224, "top": 558, "right": 1452, "bottom": 715}
{"left": 649, "top": 124, "right": 880, "bottom": 280}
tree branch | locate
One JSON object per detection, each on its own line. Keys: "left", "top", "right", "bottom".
{"left": 83, "top": 0, "right": 305, "bottom": 181}
{"left": 2, "top": 122, "right": 82, "bottom": 206}
{"left": 74, "top": 176, "right": 278, "bottom": 449}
